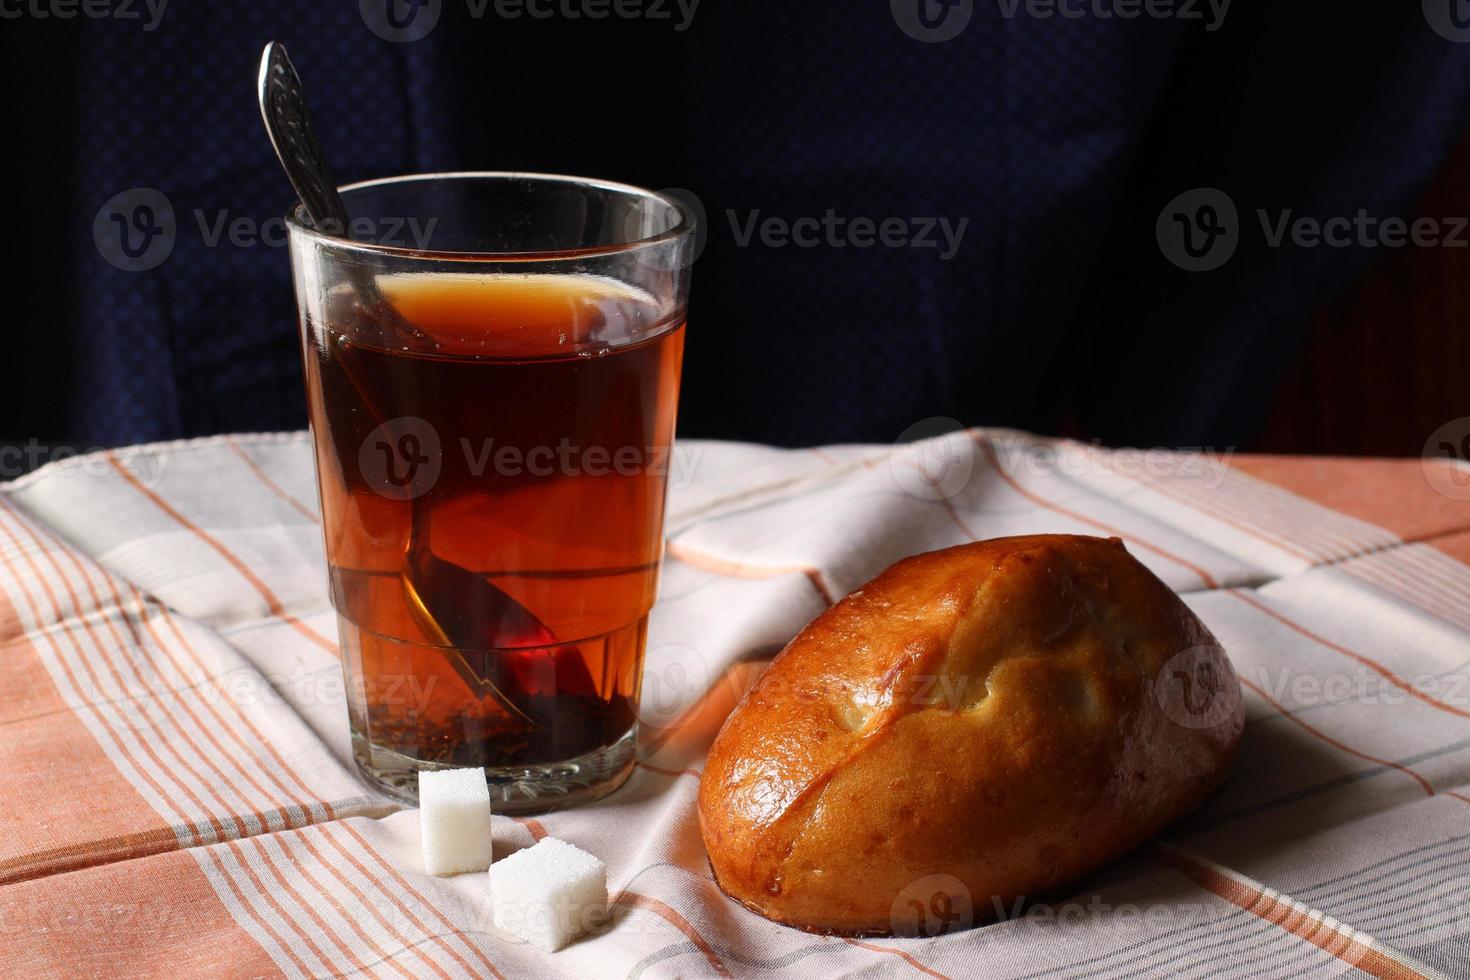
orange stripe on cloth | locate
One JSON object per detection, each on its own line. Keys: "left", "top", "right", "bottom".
{"left": 0, "top": 827, "right": 183, "bottom": 887}
{"left": 1231, "top": 589, "right": 1470, "bottom": 721}
{"left": 0, "top": 844, "right": 285, "bottom": 977}
{"left": 244, "top": 834, "right": 382, "bottom": 980}
{"left": 1137, "top": 466, "right": 1470, "bottom": 632}
{"left": 129, "top": 587, "right": 332, "bottom": 825}
{"left": 0, "top": 498, "right": 355, "bottom": 889}
{"left": 282, "top": 829, "right": 449, "bottom": 980}
{"left": 334, "top": 821, "right": 508, "bottom": 979}
{"left": 1153, "top": 845, "right": 1432, "bottom": 980}
{"left": 12, "top": 506, "right": 288, "bottom": 844}
{"left": 613, "top": 890, "right": 733, "bottom": 977}
{"left": 666, "top": 539, "right": 837, "bottom": 605}
{"left": 1, "top": 502, "right": 337, "bottom": 850}
{"left": 1231, "top": 456, "right": 1470, "bottom": 550}
{"left": 148, "top": 595, "right": 337, "bottom": 821}
{"left": 280, "top": 834, "right": 441, "bottom": 975}
{"left": 513, "top": 817, "right": 549, "bottom": 842}
{"left": 1083, "top": 448, "right": 1470, "bottom": 634}
{"left": 0, "top": 595, "right": 173, "bottom": 883}
{"left": 971, "top": 435, "right": 1220, "bottom": 589}
{"left": 841, "top": 937, "right": 953, "bottom": 979}
{"left": 936, "top": 494, "right": 983, "bottom": 543}
{"left": 1085, "top": 451, "right": 1323, "bottom": 564}
{"left": 226, "top": 439, "right": 320, "bottom": 523}
{"left": 1075, "top": 440, "right": 1386, "bottom": 560}
{"left": 260, "top": 832, "right": 422, "bottom": 980}
{"left": 1239, "top": 678, "right": 1437, "bottom": 797}
{"left": 636, "top": 760, "right": 703, "bottom": 780}
{"left": 198, "top": 842, "right": 321, "bottom": 976}
{"left": 223, "top": 836, "right": 361, "bottom": 977}
{"left": 306, "top": 827, "right": 467, "bottom": 978}
{"left": 0, "top": 504, "right": 226, "bottom": 847}
{"left": 106, "top": 452, "right": 338, "bottom": 656}
{"left": 809, "top": 447, "right": 839, "bottom": 466}
{"left": 637, "top": 659, "right": 771, "bottom": 760}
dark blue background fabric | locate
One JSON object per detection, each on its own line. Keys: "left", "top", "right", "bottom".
{"left": 5, "top": 2, "right": 1470, "bottom": 449}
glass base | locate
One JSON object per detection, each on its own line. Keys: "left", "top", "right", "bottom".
{"left": 352, "top": 722, "right": 638, "bottom": 814}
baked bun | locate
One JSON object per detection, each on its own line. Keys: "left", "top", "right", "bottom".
{"left": 698, "top": 534, "right": 1242, "bottom": 936}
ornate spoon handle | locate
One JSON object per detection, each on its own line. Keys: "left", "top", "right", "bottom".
{"left": 257, "top": 42, "right": 348, "bottom": 230}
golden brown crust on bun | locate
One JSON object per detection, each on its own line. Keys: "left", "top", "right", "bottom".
{"left": 698, "top": 534, "right": 1243, "bottom": 936}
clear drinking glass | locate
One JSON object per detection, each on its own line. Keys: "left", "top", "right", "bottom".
{"left": 286, "top": 173, "right": 692, "bottom": 812}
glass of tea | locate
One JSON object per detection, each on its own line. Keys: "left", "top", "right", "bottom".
{"left": 286, "top": 173, "right": 692, "bottom": 812}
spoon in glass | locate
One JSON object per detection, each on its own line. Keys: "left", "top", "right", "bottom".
{"left": 256, "top": 41, "right": 546, "bottom": 724}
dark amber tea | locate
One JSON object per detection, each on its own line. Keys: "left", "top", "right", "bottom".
{"left": 302, "top": 272, "right": 684, "bottom": 804}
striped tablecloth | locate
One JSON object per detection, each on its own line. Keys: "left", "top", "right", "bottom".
{"left": 4, "top": 429, "right": 1470, "bottom": 979}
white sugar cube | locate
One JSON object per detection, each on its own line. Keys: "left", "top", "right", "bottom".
{"left": 418, "top": 768, "right": 492, "bottom": 875}
{"left": 490, "top": 837, "right": 608, "bottom": 952}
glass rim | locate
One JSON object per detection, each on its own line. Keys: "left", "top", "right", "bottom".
{"left": 284, "top": 170, "right": 694, "bottom": 262}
